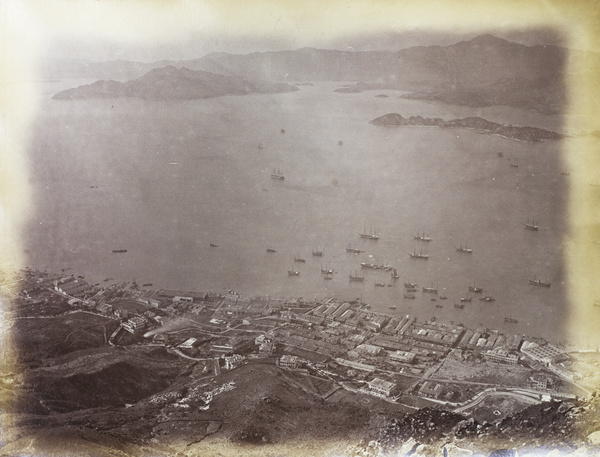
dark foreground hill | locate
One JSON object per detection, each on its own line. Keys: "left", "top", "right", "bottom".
{"left": 51, "top": 66, "right": 299, "bottom": 100}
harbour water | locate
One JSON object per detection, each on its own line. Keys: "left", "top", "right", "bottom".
{"left": 24, "top": 81, "right": 568, "bottom": 343}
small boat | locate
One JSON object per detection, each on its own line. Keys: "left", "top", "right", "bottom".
{"left": 504, "top": 315, "right": 518, "bottom": 323}
{"left": 210, "top": 243, "right": 219, "bottom": 247}
{"left": 321, "top": 265, "right": 334, "bottom": 274}
{"left": 404, "top": 282, "right": 418, "bottom": 288}
{"left": 529, "top": 276, "right": 551, "bottom": 287}
{"left": 404, "top": 294, "right": 416, "bottom": 299}
{"left": 258, "top": 143, "right": 264, "bottom": 149}
{"left": 324, "top": 273, "right": 333, "bottom": 280}
{"left": 460, "top": 297, "right": 472, "bottom": 303}
{"left": 454, "top": 303, "right": 465, "bottom": 309}
{"left": 523, "top": 219, "right": 539, "bottom": 231}
{"left": 389, "top": 305, "right": 397, "bottom": 310}
{"left": 391, "top": 268, "right": 399, "bottom": 280}
{"left": 266, "top": 248, "right": 277, "bottom": 253}
{"left": 439, "top": 296, "right": 448, "bottom": 300}
{"left": 349, "top": 271, "right": 364, "bottom": 282}
{"left": 294, "top": 257, "right": 306, "bottom": 263}
{"left": 281, "top": 129, "right": 286, "bottom": 134}
{"left": 413, "top": 231, "right": 432, "bottom": 242}
{"left": 142, "top": 283, "right": 153, "bottom": 287}
{"left": 469, "top": 284, "right": 483, "bottom": 293}
{"left": 561, "top": 172, "right": 570, "bottom": 176}
{"left": 375, "top": 282, "right": 386, "bottom": 287}
{"left": 112, "top": 249, "right": 127, "bottom": 253}
{"left": 288, "top": 270, "right": 300, "bottom": 276}
{"left": 594, "top": 302, "right": 600, "bottom": 308}
{"left": 456, "top": 244, "right": 473, "bottom": 253}
{"left": 312, "top": 250, "right": 324, "bottom": 257}
{"left": 271, "top": 168, "right": 285, "bottom": 180}
{"left": 479, "top": 296, "right": 496, "bottom": 302}
{"left": 408, "top": 249, "right": 429, "bottom": 260}
{"left": 435, "top": 303, "right": 443, "bottom": 308}
{"left": 510, "top": 164, "right": 519, "bottom": 168}
{"left": 406, "top": 288, "right": 418, "bottom": 293}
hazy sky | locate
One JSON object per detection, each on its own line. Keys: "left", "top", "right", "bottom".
{"left": 3, "top": 0, "right": 590, "bottom": 65}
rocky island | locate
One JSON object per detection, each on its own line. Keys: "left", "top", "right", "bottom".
{"left": 52, "top": 66, "right": 299, "bottom": 100}
{"left": 369, "top": 113, "right": 563, "bottom": 143}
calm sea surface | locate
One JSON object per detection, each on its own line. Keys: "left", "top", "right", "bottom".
{"left": 24, "top": 80, "right": 569, "bottom": 343}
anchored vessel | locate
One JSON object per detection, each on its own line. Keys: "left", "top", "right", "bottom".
{"left": 409, "top": 249, "right": 429, "bottom": 259}
{"left": 529, "top": 276, "right": 551, "bottom": 287}
{"left": 413, "top": 231, "right": 432, "bottom": 242}
{"left": 524, "top": 219, "right": 539, "bottom": 231}
{"left": 349, "top": 271, "right": 364, "bottom": 282}
{"left": 360, "top": 227, "right": 380, "bottom": 240}
{"left": 271, "top": 168, "right": 285, "bottom": 180}
{"left": 456, "top": 244, "right": 473, "bottom": 253}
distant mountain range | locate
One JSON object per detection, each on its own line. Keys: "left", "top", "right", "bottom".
{"left": 48, "top": 34, "right": 572, "bottom": 112}
{"left": 51, "top": 66, "right": 299, "bottom": 100}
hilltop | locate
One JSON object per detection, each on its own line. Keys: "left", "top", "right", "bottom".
{"left": 51, "top": 66, "right": 299, "bottom": 100}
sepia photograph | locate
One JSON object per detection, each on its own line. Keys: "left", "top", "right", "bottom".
{"left": 1, "top": 1, "right": 600, "bottom": 456}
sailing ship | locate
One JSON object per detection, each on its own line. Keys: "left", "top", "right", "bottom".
{"left": 271, "top": 168, "right": 285, "bottom": 180}
{"left": 360, "top": 227, "right": 380, "bottom": 240}
{"left": 469, "top": 284, "right": 483, "bottom": 293}
{"left": 456, "top": 244, "right": 473, "bottom": 253}
{"left": 321, "top": 265, "right": 334, "bottom": 274}
{"left": 346, "top": 245, "right": 364, "bottom": 254}
{"left": 349, "top": 271, "right": 364, "bottom": 282}
{"left": 529, "top": 276, "right": 551, "bottom": 287}
{"left": 422, "top": 285, "right": 438, "bottom": 294}
{"left": 413, "top": 231, "right": 432, "bottom": 242}
{"left": 409, "top": 249, "right": 429, "bottom": 259}
{"left": 523, "top": 219, "right": 539, "bottom": 231}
